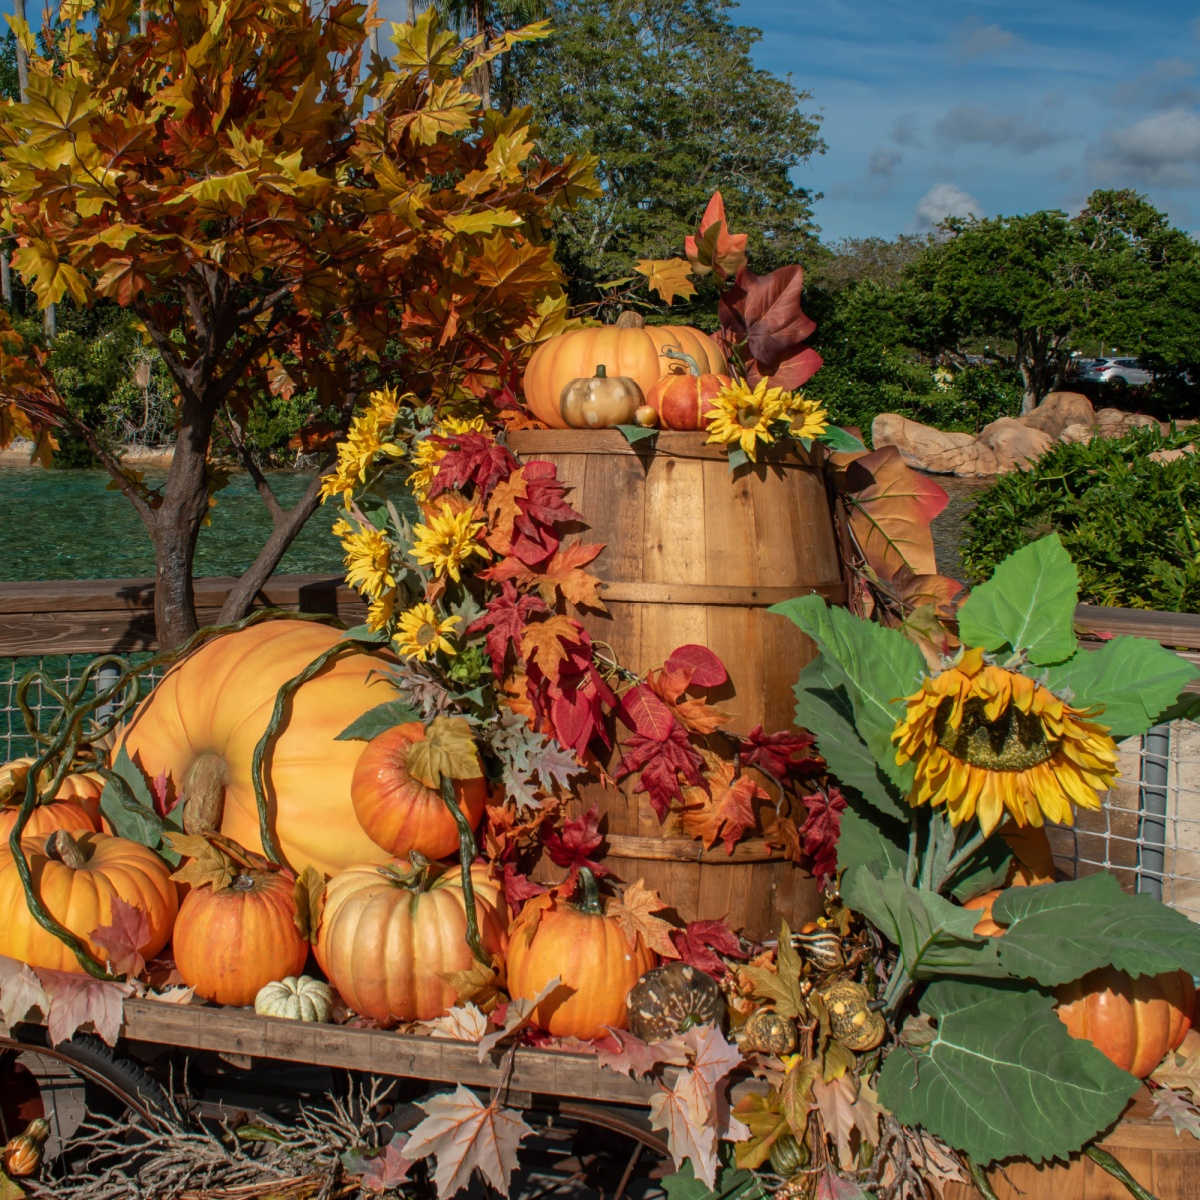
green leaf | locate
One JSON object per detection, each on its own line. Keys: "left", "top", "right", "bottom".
{"left": 662, "top": 1159, "right": 766, "bottom": 1200}
{"left": 791, "top": 657, "right": 907, "bottom": 818}
{"left": 99, "top": 746, "right": 164, "bottom": 851}
{"left": 956, "top": 534, "right": 1078, "bottom": 664}
{"left": 616, "top": 423, "right": 658, "bottom": 446}
{"left": 772, "top": 595, "right": 924, "bottom": 791}
{"left": 817, "top": 424, "right": 866, "bottom": 453}
{"left": 946, "top": 836, "right": 1012, "bottom": 902}
{"left": 836, "top": 799, "right": 907, "bottom": 878}
{"left": 1043, "top": 637, "right": 1200, "bottom": 741}
{"left": 340, "top": 623, "right": 390, "bottom": 643}
{"left": 993, "top": 873, "right": 1200, "bottom": 985}
{"left": 877, "top": 979, "right": 1138, "bottom": 1164}
{"left": 727, "top": 446, "right": 750, "bottom": 472}
{"left": 335, "top": 700, "right": 422, "bottom": 741}
{"left": 841, "top": 866, "right": 1004, "bottom": 979}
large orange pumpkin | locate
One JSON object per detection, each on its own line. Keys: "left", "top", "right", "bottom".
{"left": 1056, "top": 967, "right": 1194, "bottom": 1078}
{"left": 172, "top": 867, "right": 308, "bottom": 1006}
{"left": 115, "top": 621, "right": 400, "bottom": 877}
{"left": 350, "top": 723, "right": 488, "bottom": 861}
{"left": 523, "top": 317, "right": 727, "bottom": 428}
{"left": 0, "top": 831, "right": 177, "bottom": 973}
{"left": 314, "top": 859, "right": 507, "bottom": 1023}
{"left": 506, "top": 869, "right": 656, "bottom": 1039}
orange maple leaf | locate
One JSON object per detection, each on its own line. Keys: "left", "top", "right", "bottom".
{"left": 644, "top": 668, "right": 728, "bottom": 734}
{"left": 519, "top": 613, "right": 585, "bottom": 678}
{"left": 607, "top": 879, "right": 680, "bottom": 959}
{"left": 635, "top": 257, "right": 697, "bottom": 306}
{"left": 681, "top": 753, "right": 765, "bottom": 853}
{"left": 485, "top": 471, "right": 527, "bottom": 556}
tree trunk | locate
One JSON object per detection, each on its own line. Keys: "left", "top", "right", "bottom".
{"left": 151, "top": 396, "right": 219, "bottom": 648}
{"left": 216, "top": 473, "right": 328, "bottom": 625}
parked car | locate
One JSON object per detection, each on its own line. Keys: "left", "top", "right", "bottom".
{"left": 1076, "top": 357, "right": 1154, "bottom": 386}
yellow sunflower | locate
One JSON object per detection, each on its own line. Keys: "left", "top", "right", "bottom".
{"left": 704, "top": 378, "right": 789, "bottom": 460}
{"left": 410, "top": 499, "right": 490, "bottom": 583}
{"left": 365, "top": 588, "right": 397, "bottom": 633}
{"left": 892, "top": 646, "right": 1119, "bottom": 835}
{"left": 393, "top": 603, "right": 461, "bottom": 661}
{"left": 785, "top": 392, "right": 829, "bottom": 442}
{"left": 333, "top": 518, "right": 395, "bottom": 599}
{"left": 319, "top": 386, "right": 407, "bottom": 506}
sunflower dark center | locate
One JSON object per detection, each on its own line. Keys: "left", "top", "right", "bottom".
{"left": 933, "top": 696, "right": 1055, "bottom": 771}
{"left": 416, "top": 623, "right": 437, "bottom": 647}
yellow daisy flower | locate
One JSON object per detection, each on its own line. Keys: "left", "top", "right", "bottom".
{"left": 393, "top": 603, "right": 461, "bottom": 661}
{"left": 704, "top": 378, "right": 789, "bottom": 460}
{"left": 333, "top": 518, "right": 395, "bottom": 599}
{"left": 892, "top": 646, "right": 1120, "bottom": 835}
{"left": 410, "top": 499, "right": 490, "bottom": 583}
{"left": 319, "top": 386, "right": 408, "bottom": 506}
{"left": 785, "top": 392, "right": 829, "bottom": 442}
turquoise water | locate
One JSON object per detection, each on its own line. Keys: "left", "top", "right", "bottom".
{"left": 0, "top": 467, "right": 350, "bottom": 580}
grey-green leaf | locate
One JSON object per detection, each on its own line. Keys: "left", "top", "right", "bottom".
{"left": 335, "top": 700, "right": 422, "bottom": 741}
{"left": 877, "top": 979, "right": 1138, "bottom": 1164}
{"left": 841, "top": 866, "right": 1004, "bottom": 979}
{"left": 1043, "top": 637, "right": 1200, "bottom": 741}
{"left": 99, "top": 746, "right": 164, "bottom": 851}
{"left": 836, "top": 801, "right": 907, "bottom": 879}
{"left": 993, "top": 873, "right": 1200, "bottom": 985}
{"left": 791, "top": 656, "right": 907, "bottom": 817}
{"left": 956, "top": 534, "right": 1078, "bottom": 664}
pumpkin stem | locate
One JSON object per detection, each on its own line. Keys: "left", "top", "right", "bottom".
{"left": 660, "top": 346, "right": 703, "bottom": 376}
{"left": 182, "top": 752, "right": 227, "bottom": 834}
{"left": 614, "top": 309, "right": 645, "bottom": 329}
{"left": 594, "top": 363, "right": 607, "bottom": 378}
{"left": 572, "top": 866, "right": 605, "bottom": 916}
{"left": 44, "top": 829, "right": 88, "bottom": 870}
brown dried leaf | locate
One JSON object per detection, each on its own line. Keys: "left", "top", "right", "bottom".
{"left": 424, "top": 1003, "right": 488, "bottom": 1042}
{"left": 440, "top": 957, "right": 506, "bottom": 1014}
{"left": 606, "top": 879, "right": 680, "bottom": 959}
{"left": 0, "top": 955, "right": 49, "bottom": 1031}
{"left": 293, "top": 865, "right": 326, "bottom": 941}
{"left": 88, "top": 895, "right": 150, "bottom": 978}
{"left": 38, "top": 968, "right": 133, "bottom": 1046}
{"left": 477, "top": 977, "right": 572, "bottom": 1061}
{"left": 406, "top": 716, "right": 481, "bottom": 789}
{"left": 166, "top": 831, "right": 235, "bottom": 892}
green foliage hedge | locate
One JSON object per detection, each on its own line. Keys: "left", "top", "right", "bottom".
{"left": 960, "top": 426, "right": 1200, "bottom": 612}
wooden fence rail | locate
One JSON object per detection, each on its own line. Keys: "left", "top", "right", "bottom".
{"left": 0, "top": 577, "right": 1198, "bottom": 689}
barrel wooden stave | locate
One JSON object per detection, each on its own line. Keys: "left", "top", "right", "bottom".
{"left": 510, "top": 430, "right": 840, "bottom": 940}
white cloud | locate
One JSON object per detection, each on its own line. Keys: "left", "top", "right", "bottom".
{"left": 915, "top": 183, "right": 981, "bottom": 230}
{"left": 935, "top": 105, "right": 1065, "bottom": 153}
{"left": 952, "top": 22, "right": 1022, "bottom": 60}
{"left": 1097, "top": 108, "right": 1200, "bottom": 185}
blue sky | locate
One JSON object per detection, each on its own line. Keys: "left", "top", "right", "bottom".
{"left": 728, "top": 0, "right": 1200, "bottom": 242}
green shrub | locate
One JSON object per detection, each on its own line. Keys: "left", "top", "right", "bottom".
{"left": 960, "top": 426, "right": 1200, "bottom": 611}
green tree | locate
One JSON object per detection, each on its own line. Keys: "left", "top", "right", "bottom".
{"left": 498, "top": 0, "right": 825, "bottom": 306}
{"left": 0, "top": 1, "right": 592, "bottom": 646}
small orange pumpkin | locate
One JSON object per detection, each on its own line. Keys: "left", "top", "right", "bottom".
{"left": 350, "top": 723, "right": 488, "bottom": 861}
{"left": 314, "top": 857, "right": 507, "bottom": 1023}
{"left": 962, "top": 888, "right": 1008, "bottom": 937}
{"left": 0, "top": 759, "right": 101, "bottom": 842}
{"left": 505, "top": 869, "right": 656, "bottom": 1039}
{"left": 3, "top": 1117, "right": 49, "bottom": 1177}
{"left": 644, "top": 351, "right": 732, "bottom": 430}
{"left": 1056, "top": 967, "right": 1195, "bottom": 1078}
{"left": 0, "top": 831, "right": 177, "bottom": 973}
{"left": 172, "top": 867, "right": 308, "bottom": 1006}
{"left": 522, "top": 312, "right": 727, "bottom": 428}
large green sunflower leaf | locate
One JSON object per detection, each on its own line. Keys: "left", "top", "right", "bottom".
{"left": 1043, "top": 637, "right": 1200, "bottom": 741}
{"left": 791, "top": 656, "right": 908, "bottom": 818}
{"left": 956, "top": 535, "right": 1078, "bottom": 665}
{"left": 877, "top": 979, "right": 1138, "bottom": 1164}
{"left": 772, "top": 594, "right": 924, "bottom": 789}
{"left": 992, "top": 873, "right": 1200, "bottom": 985}
{"left": 836, "top": 800, "right": 907, "bottom": 878}
{"left": 841, "top": 866, "right": 1004, "bottom": 979}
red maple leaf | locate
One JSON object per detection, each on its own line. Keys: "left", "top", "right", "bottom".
{"left": 88, "top": 895, "right": 150, "bottom": 978}
{"left": 500, "top": 861, "right": 548, "bottom": 916}
{"left": 428, "top": 433, "right": 519, "bottom": 502}
{"left": 618, "top": 725, "right": 705, "bottom": 821}
{"left": 670, "top": 919, "right": 747, "bottom": 976}
{"left": 799, "top": 784, "right": 847, "bottom": 886}
{"left": 543, "top": 805, "right": 610, "bottom": 880}
{"left": 739, "top": 725, "right": 821, "bottom": 780}
{"left": 466, "top": 582, "right": 549, "bottom": 677}
{"left": 548, "top": 665, "right": 616, "bottom": 756}
{"left": 510, "top": 461, "right": 581, "bottom": 569}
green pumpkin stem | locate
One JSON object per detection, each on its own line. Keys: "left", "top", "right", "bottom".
{"left": 660, "top": 346, "right": 703, "bottom": 376}
{"left": 440, "top": 777, "right": 489, "bottom": 967}
{"left": 594, "top": 364, "right": 607, "bottom": 378}
{"left": 572, "top": 866, "right": 605, "bottom": 915}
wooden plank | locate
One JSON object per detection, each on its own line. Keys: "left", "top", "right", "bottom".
{"left": 118, "top": 999, "right": 657, "bottom": 1106}
{"left": 1075, "top": 603, "right": 1200, "bottom": 651}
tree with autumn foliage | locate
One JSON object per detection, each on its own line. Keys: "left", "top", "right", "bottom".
{"left": 0, "top": 0, "right": 594, "bottom": 647}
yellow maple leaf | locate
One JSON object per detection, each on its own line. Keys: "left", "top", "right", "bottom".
{"left": 635, "top": 257, "right": 697, "bottom": 305}
{"left": 405, "top": 716, "right": 482, "bottom": 789}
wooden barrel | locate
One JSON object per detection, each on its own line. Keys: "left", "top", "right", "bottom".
{"left": 942, "top": 1090, "right": 1200, "bottom": 1199}
{"left": 508, "top": 429, "right": 846, "bottom": 940}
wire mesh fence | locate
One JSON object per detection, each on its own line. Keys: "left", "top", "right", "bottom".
{"left": 3, "top": 651, "right": 1200, "bottom": 922}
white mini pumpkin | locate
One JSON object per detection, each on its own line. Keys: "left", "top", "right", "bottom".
{"left": 254, "top": 975, "right": 334, "bottom": 1023}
